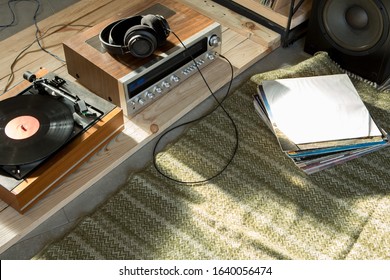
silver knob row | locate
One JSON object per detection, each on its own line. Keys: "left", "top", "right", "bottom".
{"left": 131, "top": 52, "right": 218, "bottom": 107}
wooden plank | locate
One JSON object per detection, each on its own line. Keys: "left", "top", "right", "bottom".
{"left": 180, "top": 0, "right": 280, "bottom": 48}
{"left": 275, "top": 0, "right": 312, "bottom": 26}
{"left": 224, "top": 37, "right": 271, "bottom": 73}
{"left": 0, "top": 0, "right": 278, "bottom": 254}
{"left": 273, "top": 0, "right": 290, "bottom": 10}
{"left": 232, "top": 0, "right": 312, "bottom": 29}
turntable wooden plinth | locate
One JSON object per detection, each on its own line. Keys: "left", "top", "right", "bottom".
{"left": 0, "top": 69, "right": 124, "bottom": 213}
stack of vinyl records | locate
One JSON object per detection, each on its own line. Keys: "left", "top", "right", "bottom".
{"left": 253, "top": 74, "right": 389, "bottom": 174}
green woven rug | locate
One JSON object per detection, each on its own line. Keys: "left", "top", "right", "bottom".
{"left": 36, "top": 52, "right": 390, "bottom": 260}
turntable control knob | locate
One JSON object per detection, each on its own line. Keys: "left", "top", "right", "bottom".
{"left": 171, "top": 75, "right": 180, "bottom": 83}
{"left": 162, "top": 81, "right": 171, "bottom": 88}
{"left": 138, "top": 98, "right": 145, "bottom": 105}
{"left": 209, "top": 35, "right": 221, "bottom": 47}
{"left": 154, "top": 86, "right": 163, "bottom": 94}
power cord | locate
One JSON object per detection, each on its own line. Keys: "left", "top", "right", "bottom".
{"left": 152, "top": 29, "right": 239, "bottom": 185}
{"left": 0, "top": 0, "right": 38, "bottom": 30}
{"left": 1, "top": 0, "right": 91, "bottom": 94}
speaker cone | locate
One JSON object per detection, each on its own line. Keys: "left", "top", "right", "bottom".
{"left": 319, "top": 0, "right": 389, "bottom": 55}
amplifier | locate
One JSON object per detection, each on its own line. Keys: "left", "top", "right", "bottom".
{"left": 63, "top": 0, "right": 222, "bottom": 117}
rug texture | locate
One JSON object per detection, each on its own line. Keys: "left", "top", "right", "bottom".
{"left": 36, "top": 52, "right": 390, "bottom": 260}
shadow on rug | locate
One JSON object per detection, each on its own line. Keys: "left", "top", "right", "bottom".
{"left": 36, "top": 52, "right": 390, "bottom": 260}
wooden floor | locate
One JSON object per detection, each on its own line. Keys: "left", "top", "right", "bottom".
{"left": 0, "top": 0, "right": 280, "bottom": 254}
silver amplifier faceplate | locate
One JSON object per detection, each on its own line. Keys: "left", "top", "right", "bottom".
{"left": 118, "top": 22, "right": 222, "bottom": 117}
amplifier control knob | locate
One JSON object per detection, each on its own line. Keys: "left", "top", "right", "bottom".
{"left": 138, "top": 98, "right": 145, "bottom": 105}
{"left": 171, "top": 75, "right": 180, "bottom": 83}
{"left": 154, "top": 86, "right": 163, "bottom": 94}
{"left": 145, "top": 91, "right": 155, "bottom": 99}
{"left": 162, "top": 81, "right": 171, "bottom": 88}
{"left": 209, "top": 35, "right": 221, "bottom": 47}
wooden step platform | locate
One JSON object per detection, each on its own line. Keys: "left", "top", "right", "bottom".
{"left": 0, "top": 0, "right": 280, "bottom": 254}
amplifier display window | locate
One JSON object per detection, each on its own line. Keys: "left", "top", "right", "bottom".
{"left": 126, "top": 37, "right": 208, "bottom": 99}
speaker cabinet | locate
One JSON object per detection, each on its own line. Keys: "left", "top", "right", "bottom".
{"left": 304, "top": 0, "right": 390, "bottom": 84}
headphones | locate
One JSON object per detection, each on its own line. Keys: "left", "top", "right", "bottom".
{"left": 99, "top": 14, "right": 170, "bottom": 58}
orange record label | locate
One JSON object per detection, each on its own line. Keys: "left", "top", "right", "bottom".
{"left": 4, "top": 115, "right": 40, "bottom": 140}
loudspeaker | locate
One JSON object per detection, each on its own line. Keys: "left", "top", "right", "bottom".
{"left": 304, "top": 0, "right": 390, "bottom": 84}
{"left": 99, "top": 14, "right": 170, "bottom": 58}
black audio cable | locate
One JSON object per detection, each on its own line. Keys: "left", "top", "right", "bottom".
{"left": 152, "top": 29, "right": 239, "bottom": 185}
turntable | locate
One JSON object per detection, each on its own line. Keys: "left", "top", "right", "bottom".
{"left": 0, "top": 70, "right": 123, "bottom": 213}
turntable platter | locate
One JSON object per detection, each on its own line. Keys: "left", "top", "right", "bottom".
{"left": 0, "top": 95, "right": 74, "bottom": 166}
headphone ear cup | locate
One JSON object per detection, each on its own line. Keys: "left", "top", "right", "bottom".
{"left": 123, "top": 25, "right": 158, "bottom": 58}
{"left": 108, "top": 16, "right": 142, "bottom": 46}
{"left": 141, "top": 14, "right": 170, "bottom": 47}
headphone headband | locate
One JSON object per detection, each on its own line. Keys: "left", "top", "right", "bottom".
{"left": 99, "top": 14, "right": 170, "bottom": 57}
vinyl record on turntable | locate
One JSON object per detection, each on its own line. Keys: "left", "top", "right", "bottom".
{"left": 0, "top": 94, "right": 74, "bottom": 166}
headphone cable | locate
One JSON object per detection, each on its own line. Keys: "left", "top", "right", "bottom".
{"left": 152, "top": 29, "right": 239, "bottom": 185}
